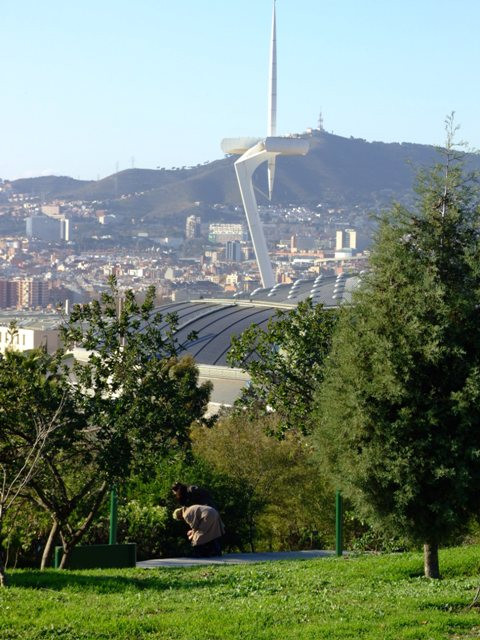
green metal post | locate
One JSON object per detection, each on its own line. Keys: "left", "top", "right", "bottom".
{"left": 335, "top": 490, "right": 343, "bottom": 557}
{"left": 109, "top": 486, "right": 118, "bottom": 545}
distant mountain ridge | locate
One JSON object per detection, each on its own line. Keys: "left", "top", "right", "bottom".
{"left": 9, "top": 132, "right": 480, "bottom": 219}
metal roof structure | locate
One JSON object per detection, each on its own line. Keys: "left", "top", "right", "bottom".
{"left": 0, "top": 310, "right": 63, "bottom": 331}
{"left": 0, "top": 274, "right": 359, "bottom": 409}
{"left": 157, "top": 274, "right": 359, "bottom": 367}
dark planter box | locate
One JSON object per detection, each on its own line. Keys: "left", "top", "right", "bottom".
{"left": 54, "top": 543, "right": 137, "bottom": 569}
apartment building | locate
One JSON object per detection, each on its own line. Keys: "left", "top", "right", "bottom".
{"left": 0, "top": 278, "right": 49, "bottom": 309}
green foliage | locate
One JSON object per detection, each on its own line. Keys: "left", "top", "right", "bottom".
{"left": 191, "top": 414, "right": 334, "bottom": 551}
{"left": 0, "top": 348, "right": 79, "bottom": 581}
{"left": 1, "top": 499, "right": 51, "bottom": 569}
{"left": 0, "top": 280, "right": 212, "bottom": 572}
{"left": 61, "top": 279, "right": 212, "bottom": 476}
{"left": 227, "top": 299, "right": 338, "bottom": 434}
{"left": 316, "top": 121, "right": 480, "bottom": 571}
{"left": 0, "top": 349, "right": 74, "bottom": 465}
{"left": 117, "top": 501, "right": 169, "bottom": 560}
{"left": 121, "top": 454, "right": 256, "bottom": 555}
{"left": 2, "top": 545, "right": 480, "bottom": 639}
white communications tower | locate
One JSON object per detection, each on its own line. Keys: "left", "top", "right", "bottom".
{"left": 221, "top": 1, "right": 309, "bottom": 288}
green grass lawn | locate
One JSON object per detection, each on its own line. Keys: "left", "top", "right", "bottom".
{"left": 1, "top": 546, "right": 480, "bottom": 639}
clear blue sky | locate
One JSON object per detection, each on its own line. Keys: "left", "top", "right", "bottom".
{"left": 2, "top": 0, "right": 478, "bottom": 180}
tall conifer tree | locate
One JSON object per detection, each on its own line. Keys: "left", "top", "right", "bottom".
{"left": 317, "top": 117, "right": 480, "bottom": 577}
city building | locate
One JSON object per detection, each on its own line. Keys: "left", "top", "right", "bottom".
{"left": 225, "top": 240, "right": 242, "bottom": 262}
{"left": 41, "top": 204, "right": 64, "bottom": 218}
{"left": 26, "top": 214, "right": 71, "bottom": 242}
{"left": 208, "top": 223, "right": 245, "bottom": 243}
{"left": 185, "top": 215, "right": 201, "bottom": 239}
{"left": 0, "top": 311, "right": 61, "bottom": 354}
{"left": 334, "top": 228, "right": 370, "bottom": 259}
{"left": 291, "top": 235, "right": 316, "bottom": 253}
{"left": 0, "top": 278, "right": 49, "bottom": 309}
{"left": 61, "top": 218, "right": 70, "bottom": 242}
{"left": 26, "top": 215, "right": 60, "bottom": 241}
{"left": 0, "top": 279, "right": 16, "bottom": 308}
{"left": 336, "top": 229, "right": 357, "bottom": 251}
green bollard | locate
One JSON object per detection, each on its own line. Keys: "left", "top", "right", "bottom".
{"left": 109, "top": 487, "right": 118, "bottom": 545}
{"left": 335, "top": 490, "right": 343, "bottom": 557}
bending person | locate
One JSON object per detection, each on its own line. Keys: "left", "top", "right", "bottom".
{"left": 174, "top": 504, "right": 225, "bottom": 557}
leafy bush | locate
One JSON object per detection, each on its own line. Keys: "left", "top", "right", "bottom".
{"left": 118, "top": 501, "right": 179, "bottom": 560}
{"left": 191, "top": 414, "right": 336, "bottom": 552}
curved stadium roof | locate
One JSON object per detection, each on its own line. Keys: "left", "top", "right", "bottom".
{"left": 158, "top": 274, "right": 360, "bottom": 367}
{"left": 69, "top": 274, "right": 360, "bottom": 409}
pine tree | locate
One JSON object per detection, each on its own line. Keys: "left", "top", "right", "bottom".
{"left": 316, "top": 117, "right": 480, "bottom": 577}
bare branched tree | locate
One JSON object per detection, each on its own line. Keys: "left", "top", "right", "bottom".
{"left": 0, "top": 398, "right": 65, "bottom": 587}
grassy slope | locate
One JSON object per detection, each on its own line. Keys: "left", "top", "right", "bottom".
{"left": 1, "top": 546, "right": 480, "bottom": 639}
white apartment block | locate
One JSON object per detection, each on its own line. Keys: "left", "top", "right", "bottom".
{"left": 0, "top": 325, "right": 60, "bottom": 354}
{"left": 0, "top": 312, "right": 61, "bottom": 355}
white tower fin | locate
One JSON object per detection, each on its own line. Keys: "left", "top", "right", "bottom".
{"left": 267, "top": 157, "right": 276, "bottom": 202}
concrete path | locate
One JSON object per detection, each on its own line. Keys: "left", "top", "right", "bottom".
{"left": 137, "top": 550, "right": 334, "bottom": 568}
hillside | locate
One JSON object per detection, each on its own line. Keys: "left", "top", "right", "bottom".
{"left": 10, "top": 175, "right": 92, "bottom": 198}
{"left": 10, "top": 132, "right": 480, "bottom": 220}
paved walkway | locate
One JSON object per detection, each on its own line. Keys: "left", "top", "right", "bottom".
{"left": 137, "top": 550, "right": 334, "bottom": 568}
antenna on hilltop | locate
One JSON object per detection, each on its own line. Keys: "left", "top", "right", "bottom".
{"left": 318, "top": 110, "right": 324, "bottom": 131}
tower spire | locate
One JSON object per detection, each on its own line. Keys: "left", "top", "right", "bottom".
{"left": 268, "top": 0, "right": 277, "bottom": 137}
{"left": 220, "top": 0, "right": 309, "bottom": 288}
{"left": 267, "top": 0, "right": 277, "bottom": 200}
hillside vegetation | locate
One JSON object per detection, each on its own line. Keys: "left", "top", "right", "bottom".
{"left": 11, "top": 132, "right": 480, "bottom": 220}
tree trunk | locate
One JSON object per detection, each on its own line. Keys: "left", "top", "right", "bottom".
{"left": 248, "top": 512, "right": 256, "bottom": 553}
{"left": 0, "top": 547, "right": 7, "bottom": 587}
{"left": 424, "top": 542, "right": 440, "bottom": 579}
{"left": 41, "top": 520, "right": 59, "bottom": 570}
{"left": 59, "top": 546, "right": 71, "bottom": 570}
{"left": 57, "top": 482, "right": 108, "bottom": 570}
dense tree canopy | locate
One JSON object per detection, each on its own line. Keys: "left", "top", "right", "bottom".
{"left": 316, "top": 125, "right": 480, "bottom": 577}
{"left": 0, "top": 280, "right": 212, "bottom": 572}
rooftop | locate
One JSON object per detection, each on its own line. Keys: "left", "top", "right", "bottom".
{"left": 155, "top": 273, "right": 359, "bottom": 367}
{"left": 0, "top": 310, "right": 63, "bottom": 331}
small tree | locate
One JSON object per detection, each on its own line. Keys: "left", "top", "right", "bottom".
{"left": 228, "top": 299, "right": 338, "bottom": 435}
{"left": 0, "top": 350, "right": 68, "bottom": 585}
{"left": 32, "top": 280, "right": 211, "bottom": 568}
{"left": 316, "top": 118, "right": 480, "bottom": 578}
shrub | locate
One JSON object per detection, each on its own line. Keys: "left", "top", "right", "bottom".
{"left": 191, "top": 414, "right": 335, "bottom": 552}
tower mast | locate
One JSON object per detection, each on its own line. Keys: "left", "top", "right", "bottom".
{"left": 268, "top": 0, "right": 277, "bottom": 137}
{"left": 267, "top": 0, "right": 277, "bottom": 200}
